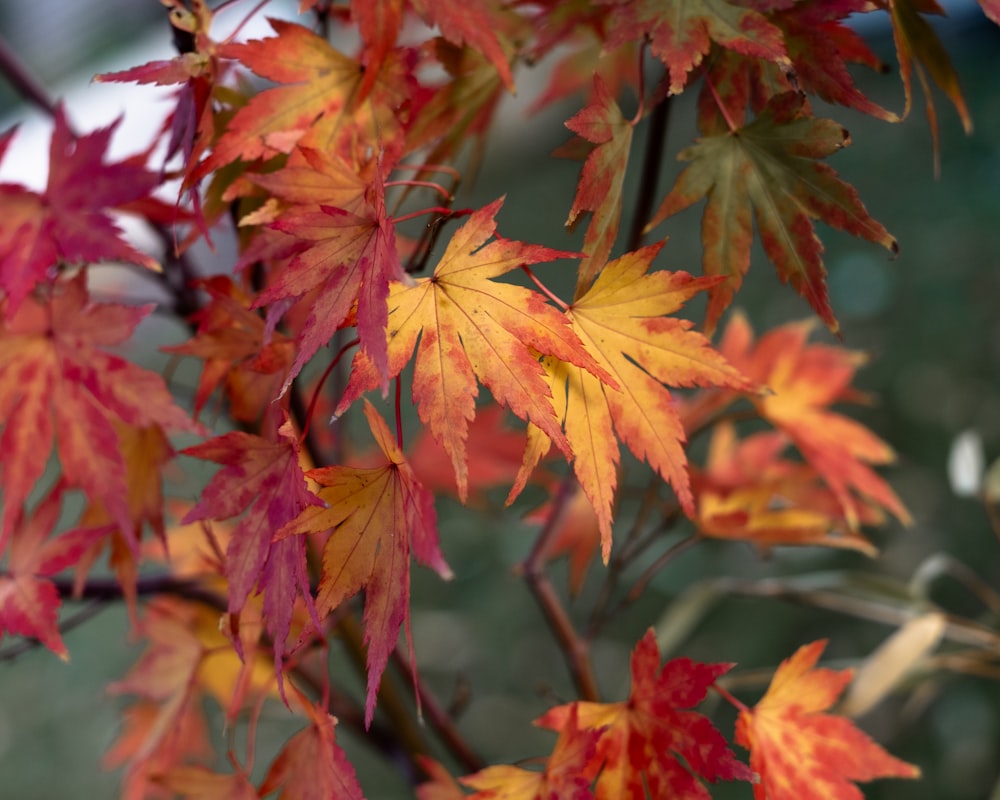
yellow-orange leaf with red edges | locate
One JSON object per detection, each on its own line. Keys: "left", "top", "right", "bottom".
{"left": 337, "top": 198, "right": 612, "bottom": 502}
{"left": 516, "top": 244, "right": 752, "bottom": 560}
{"left": 736, "top": 639, "right": 920, "bottom": 799}
{"left": 276, "top": 400, "right": 452, "bottom": 727}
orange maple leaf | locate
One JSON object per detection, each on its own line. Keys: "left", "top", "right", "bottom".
{"left": 337, "top": 198, "right": 611, "bottom": 502}
{"left": 735, "top": 639, "right": 920, "bottom": 799}
{"left": 692, "top": 421, "right": 883, "bottom": 555}
{"left": 715, "top": 311, "right": 910, "bottom": 529}
{"left": 195, "top": 19, "right": 363, "bottom": 175}
{"left": 537, "top": 629, "right": 750, "bottom": 800}
{"left": 0, "top": 275, "right": 197, "bottom": 546}
{"left": 647, "top": 92, "right": 897, "bottom": 335}
{"left": 276, "top": 400, "right": 452, "bottom": 726}
{"left": 516, "top": 243, "right": 752, "bottom": 559}
{"left": 462, "top": 705, "right": 601, "bottom": 799}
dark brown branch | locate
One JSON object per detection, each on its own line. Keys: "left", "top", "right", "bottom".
{"left": 626, "top": 93, "right": 672, "bottom": 252}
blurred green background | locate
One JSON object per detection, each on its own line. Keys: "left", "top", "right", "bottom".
{"left": 1, "top": 4, "right": 999, "bottom": 799}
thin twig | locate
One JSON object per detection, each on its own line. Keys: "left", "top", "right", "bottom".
{"left": 0, "top": 34, "right": 59, "bottom": 117}
{"left": 520, "top": 474, "right": 601, "bottom": 702}
{"left": 391, "top": 647, "right": 485, "bottom": 774}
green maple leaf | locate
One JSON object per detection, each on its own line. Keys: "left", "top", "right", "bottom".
{"left": 647, "top": 92, "right": 896, "bottom": 335}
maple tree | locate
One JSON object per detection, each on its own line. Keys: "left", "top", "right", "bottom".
{"left": 0, "top": 1, "right": 997, "bottom": 797}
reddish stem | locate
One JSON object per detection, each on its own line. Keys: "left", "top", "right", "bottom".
{"left": 522, "top": 266, "right": 569, "bottom": 311}
{"left": 385, "top": 179, "right": 452, "bottom": 200}
{"left": 394, "top": 206, "right": 471, "bottom": 225}
{"left": 713, "top": 681, "right": 749, "bottom": 713}
{"left": 299, "top": 337, "right": 360, "bottom": 444}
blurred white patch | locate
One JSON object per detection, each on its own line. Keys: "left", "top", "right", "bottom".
{"left": 948, "top": 429, "right": 984, "bottom": 497}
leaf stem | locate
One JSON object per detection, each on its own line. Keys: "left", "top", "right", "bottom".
{"left": 299, "top": 337, "right": 360, "bottom": 444}
{"left": 522, "top": 266, "right": 569, "bottom": 310}
{"left": 712, "top": 681, "right": 749, "bottom": 713}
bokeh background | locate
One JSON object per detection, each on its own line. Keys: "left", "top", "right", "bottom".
{"left": 1, "top": 2, "right": 999, "bottom": 798}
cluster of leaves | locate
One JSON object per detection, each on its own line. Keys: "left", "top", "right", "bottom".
{"left": 0, "top": 0, "right": 995, "bottom": 797}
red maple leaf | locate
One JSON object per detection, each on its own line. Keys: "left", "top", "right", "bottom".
{"left": 259, "top": 682, "right": 364, "bottom": 800}
{"left": 181, "top": 418, "right": 322, "bottom": 670}
{"left": 0, "top": 487, "right": 107, "bottom": 658}
{"left": 0, "top": 106, "right": 159, "bottom": 316}
{"left": 537, "top": 629, "right": 750, "bottom": 799}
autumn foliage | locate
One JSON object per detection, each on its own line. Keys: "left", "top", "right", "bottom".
{"left": 0, "top": 0, "right": 995, "bottom": 797}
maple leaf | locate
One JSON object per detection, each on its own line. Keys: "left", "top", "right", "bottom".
{"left": 351, "top": 0, "right": 404, "bottom": 101}
{"left": 563, "top": 76, "right": 636, "bottom": 292}
{"left": 416, "top": 757, "right": 467, "bottom": 800}
{"left": 692, "top": 421, "right": 882, "bottom": 555}
{"left": 0, "top": 106, "right": 159, "bottom": 316}
{"left": 155, "top": 766, "right": 260, "bottom": 800}
{"left": 0, "top": 487, "right": 107, "bottom": 658}
{"left": 336, "top": 198, "right": 611, "bottom": 502}
{"left": 0, "top": 274, "right": 197, "bottom": 546}
{"left": 735, "top": 639, "right": 921, "bottom": 799}
{"left": 462, "top": 705, "right": 601, "bottom": 799}
{"left": 109, "top": 598, "right": 279, "bottom": 797}
{"left": 276, "top": 400, "right": 453, "bottom": 726}
{"left": 250, "top": 169, "right": 402, "bottom": 394}
{"left": 181, "top": 418, "right": 321, "bottom": 671}
{"left": 95, "top": 0, "right": 223, "bottom": 181}
{"left": 648, "top": 92, "right": 897, "bottom": 335}
{"left": 879, "top": 0, "right": 972, "bottom": 164}
{"left": 716, "top": 311, "right": 910, "bottom": 529}
{"left": 538, "top": 629, "right": 750, "bottom": 799}
{"left": 163, "top": 276, "right": 294, "bottom": 422}
{"left": 410, "top": 0, "right": 516, "bottom": 91}
{"left": 259, "top": 683, "right": 365, "bottom": 800}
{"left": 195, "top": 19, "right": 363, "bottom": 176}
{"left": 516, "top": 244, "right": 751, "bottom": 559}
{"left": 600, "top": 0, "right": 788, "bottom": 95}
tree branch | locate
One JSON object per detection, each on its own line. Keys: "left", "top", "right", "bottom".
{"left": 520, "top": 474, "right": 601, "bottom": 702}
